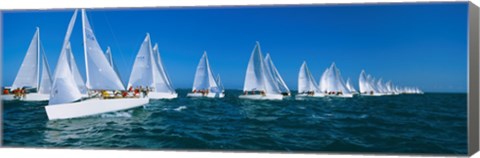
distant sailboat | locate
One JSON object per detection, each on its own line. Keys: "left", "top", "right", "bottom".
{"left": 296, "top": 61, "right": 324, "bottom": 98}
{"left": 2, "top": 27, "right": 52, "bottom": 101}
{"left": 239, "top": 42, "right": 283, "bottom": 100}
{"left": 318, "top": 63, "right": 353, "bottom": 98}
{"left": 151, "top": 43, "right": 177, "bottom": 98}
{"left": 264, "top": 53, "right": 290, "bottom": 96}
{"left": 128, "top": 34, "right": 178, "bottom": 99}
{"left": 345, "top": 78, "right": 358, "bottom": 94}
{"left": 44, "top": 9, "right": 149, "bottom": 120}
{"left": 359, "top": 70, "right": 381, "bottom": 96}
{"left": 187, "top": 51, "right": 224, "bottom": 98}
{"left": 216, "top": 74, "right": 225, "bottom": 93}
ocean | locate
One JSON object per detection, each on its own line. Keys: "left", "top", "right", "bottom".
{"left": 2, "top": 90, "right": 467, "bottom": 155}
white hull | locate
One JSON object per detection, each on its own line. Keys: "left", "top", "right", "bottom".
{"left": 148, "top": 92, "right": 178, "bottom": 99}
{"left": 2, "top": 93, "right": 50, "bottom": 101}
{"left": 238, "top": 94, "right": 283, "bottom": 100}
{"left": 326, "top": 93, "right": 354, "bottom": 98}
{"left": 187, "top": 92, "right": 224, "bottom": 98}
{"left": 360, "top": 93, "right": 385, "bottom": 96}
{"left": 45, "top": 97, "right": 149, "bottom": 120}
{"left": 295, "top": 93, "right": 326, "bottom": 99}
{"left": 2, "top": 94, "right": 16, "bottom": 101}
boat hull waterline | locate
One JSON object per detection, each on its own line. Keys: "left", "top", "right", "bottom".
{"left": 148, "top": 92, "right": 178, "bottom": 99}
{"left": 187, "top": 92, "right": 225, "bottom": 98}
{"left": 2, "top": 93, "right": 50, "bottom": 102}
{"left": 45, "top": 97, "right": 149, "bottom": 120}
{"left": 238, "top": 94, "right": 283, "bottom": 100}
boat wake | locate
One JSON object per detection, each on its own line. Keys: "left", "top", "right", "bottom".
{"left": 100, "top": 111, "right": 132, "bottom": 118}
{"left": 174, "top": 106, "right": 187, "bottom": 111}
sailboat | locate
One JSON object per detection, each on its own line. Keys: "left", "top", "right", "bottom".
{"left": 187, "top": 51, "right": 224, "bottom": 98}
{"left": 215, "top": 74, "right": 225, "bottom": 93}
{"left": 239, "top": 42, "right": 283, "bottom": 100}
{"left": 128, "top": 34, "right": 177, "bottom": 99}
{"left": 264, "top": 53, "right": 290, "bottom": 96}
{"left": 318, "top": 63, "right": 353, "bottom": 98}
{"left": 44, "top": 9, "right": 149, "bottom": 120}
{"left": 296, "top": 61, "right": 324, "bottom": 98}
{"left": 358, "top": 70, "right": 382, "bottom": 96}
{"left": 2, "top": 27, "right": 53, "bottom": 102}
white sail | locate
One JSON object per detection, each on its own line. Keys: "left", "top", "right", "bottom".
{"left": 320, "top": 63, "right": 350, "bottom": 93}
{"left": 192, "top": 52, "right": 220, "bottom": 92}
{"left": 105, "top": 47, "right": 123, "bottom": 85}
{"left": 298, "top": 61, "right": 320, "bottom": 93}
{"left": 65, "top": 43, "right": 88, "bottom": 94}
{"left": 12, "top": 28, "right": 40, "bottom": 90}
{"left": 332, "top": 64, "right": 350, "bottom": 94}
{"left": 49, "top": 10, "right": 82, "bottom": 105}
{"left": 216, "top": 74, "right": 224, "bottom": 92}
{"left": 128, "top": 34, "right": 154, "bottom": 89}
{"left": 38, "top": 52, "right": 52, "bottom": 94}
{"left": 243, "top": 42, "right": 280, "bottom": 94}
{"left": 385, "top": 81, "right": 393, "bottom": 93}
{"left": 376, "top": 78, "right": 386, "bottom": 94}
{"left": 264, "top": 53, "right": 290, "bottom": 94}
{"left": 359, "top": 70, "right": 376, "bottom": 94}
{"left": 82, "top": 10, "right": 125, "bottom": 90}
{"left": 152, "top": 43, "right": 175, "bottom": 93}
{"left": 319, "top": 68, "right": 329, "bottom": 93}
{"left": 345, "top": 78, "right": 357, "bottom": 93}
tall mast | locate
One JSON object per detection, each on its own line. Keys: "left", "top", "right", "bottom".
{"left": 81, "top": 9, "right": 90, "bottom": 89}
{"left": 36, "top": 27, "right": 41, "bottom": 89}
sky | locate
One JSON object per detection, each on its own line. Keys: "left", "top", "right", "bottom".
{"left": 2, "top": 2, "right": 468, "bottom": 92}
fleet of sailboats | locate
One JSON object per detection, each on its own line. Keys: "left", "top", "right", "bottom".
{"left": 359, "top": 70, "right": 423, "bottom": 96}
{"left": 44, "top": 9, "right": 149, "bottom": 120}
{"left": 187, "top": 52, "right": 224, "bottom": 98}
{"left": 3, "top": 10, "right": 425, "bottom": 120}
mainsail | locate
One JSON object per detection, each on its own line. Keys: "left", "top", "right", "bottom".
{"left": 82, "top": 9, "right": 125, "bottom": 91}
{"left": 49, "top": 10, "right": 82, "bottom": 105}
{"left": 12, "top": 28, "right": 40, "bottom": 90}
{"left": 264, "top": 53, "right": 290, "bottom": 94}
{"left": 298, "top": 61, "right": 320, "bottom": 93}
{"left": 192, "top": 52, "right": 220, "bottom": 93}
{"left": 243, "top": 42, "right": 280, "bottom": 94}
{"left": 128, "top": 34, "right": 154, "bottom": 88}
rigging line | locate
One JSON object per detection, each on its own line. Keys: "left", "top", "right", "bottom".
{"left": 102, "top": 12, "right": 129, "bottom": 84}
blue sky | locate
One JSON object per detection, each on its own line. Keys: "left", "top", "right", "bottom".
{"left": 2, "top": 2, "right": 468, "bottom": 92}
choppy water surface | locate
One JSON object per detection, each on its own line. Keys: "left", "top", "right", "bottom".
{"left": 2, "top": 90, "right": 467, "bottom": 155}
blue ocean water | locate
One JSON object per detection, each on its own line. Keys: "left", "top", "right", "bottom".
{"left": 2, "top": 90, "right": 467, "bottom": 155}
